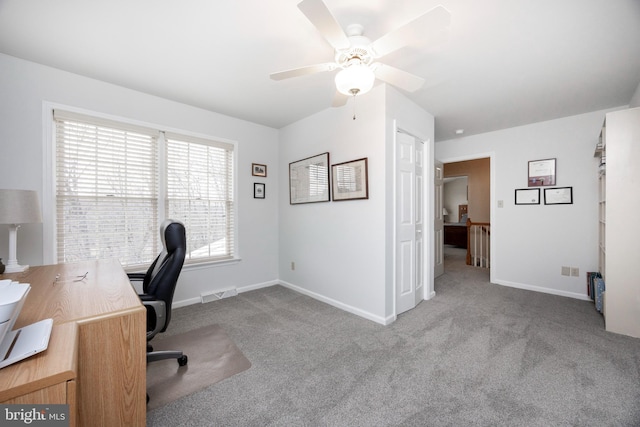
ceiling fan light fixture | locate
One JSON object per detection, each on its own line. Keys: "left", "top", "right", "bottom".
{"left": 335, "top": 63, "right": 375, "bottom": 96}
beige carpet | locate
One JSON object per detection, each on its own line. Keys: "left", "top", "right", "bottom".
{"left": 146, "top": 324, "right": 251, "bottom": 410}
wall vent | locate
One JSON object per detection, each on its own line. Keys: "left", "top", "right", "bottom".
{"left": 200, "top": 287, "right": 238, "bottom": 304}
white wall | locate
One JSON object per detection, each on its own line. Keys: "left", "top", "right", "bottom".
{"left": 444, "top": 177, "right": 468, "bottom": 223}
{"left": 278, "top": 85, "right": 434, "bottom": 323}
{"left": 0, "top": 53, "right": 280, "bottom": 305}
{"left": 278, "top": 86, "right": 388, "bottom": 322}
{"left": 436, "top": 108, "right": 623, "bottom": 299}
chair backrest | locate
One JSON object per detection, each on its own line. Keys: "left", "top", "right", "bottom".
{"left": 143, "top": 219, "right": 186, "bottom": 332}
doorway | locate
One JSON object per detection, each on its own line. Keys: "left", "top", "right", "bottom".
{"left": 439, "top": 157, "right": 491, "bottom": 275}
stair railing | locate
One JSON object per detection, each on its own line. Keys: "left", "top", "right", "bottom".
{"left": 466, "top": 218, "right": 491, "bottom": 268}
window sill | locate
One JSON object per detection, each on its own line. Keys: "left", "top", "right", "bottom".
{"left": 183, "top": 257, "right": 242, "bottom": 271}
{"left": 124, "top": 257, "right": 241, "bottom": 274}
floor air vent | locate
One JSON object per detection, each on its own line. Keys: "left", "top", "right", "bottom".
{"left": 200, "top": 288, "right": 238, "bottom": 304}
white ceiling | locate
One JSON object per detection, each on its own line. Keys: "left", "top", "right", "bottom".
{"left": 1, "top": 0, "right": 639, "bottom": 141}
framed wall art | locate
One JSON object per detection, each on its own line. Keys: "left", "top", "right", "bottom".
{"left": 254, "top": 183, "right": 265, "bottom": 199}
{"left": 332, "top": 158, "right": 369, "bottom": 201}
{"left": 252, "top": 163, "right": 267, "bottom": 177}
{"left": 515, "top": 188, "right": 540, "bottom": 205}
{"left": 544, "top": 187, "right": 573, "bottom": 205}
{"left": 289, "top": 152, "right": 330, "bottom": 204}
{"left": 528, "top": 158, "right": 556, "bottom": 187}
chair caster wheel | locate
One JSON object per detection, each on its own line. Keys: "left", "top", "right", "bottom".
{"left": 178, "top": 355, "right": 188, "bottom": 366}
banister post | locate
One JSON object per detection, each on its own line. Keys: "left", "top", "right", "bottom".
{"left": 466, "top": 217, "right": 472, "bottom": 265}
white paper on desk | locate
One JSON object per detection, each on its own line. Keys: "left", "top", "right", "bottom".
{"left": 0, "top": 281, "right": 53, "bottom": 370}
{"left": 0, "top": 318, "right": 53, "bottom": 369}
{"left": 0, "top": 282, "right": 31, "bottom": 347}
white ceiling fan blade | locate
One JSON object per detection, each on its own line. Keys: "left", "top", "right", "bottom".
{"left": 270, "top": 63, "right": 337, "bottom": 81}
{"left": 373, "top": 63, "right": 425, "bottom": 92}
{"left": 369, "top": 5, "right": 451, "bottom": 58}
{"left": 332, "top": 91, "right": 348, "bottom": 107}
{"left": 298, "top": 0, "right": 350, "bottom": 50}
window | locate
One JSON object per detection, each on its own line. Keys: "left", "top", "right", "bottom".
{"left": 165, "top": 133, "right": 234, "bottom": 262}
{"left": 54, "top": 110, "right": 235, "bottom": 268}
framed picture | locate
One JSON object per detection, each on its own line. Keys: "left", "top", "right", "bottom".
{"left": 528, "top": 158, "right": 556, "bottom": 187}
{"left": 253, "top": 183, "right": 265, "bottom": 199}
{"left": 544, "top": 187, "right": 573, "bottom": 205}
{"left": 332, "top": 158, "right": 369, "bottom": 201}
{"left": 515, "top": 188, "right": 540, "bottom": 205}
{"left": 289, "top": 152, "right": 330, "bottom": 204}
{"left": 252, "top": 163, "right": 267, "bottom": 177}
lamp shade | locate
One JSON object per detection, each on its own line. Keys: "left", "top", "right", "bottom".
{"left": 335, "top": 63, "right": 375, "bottom": 96}
{"left": 443, "top": 208, "right": 449, "bottom": 216}
{"left": 0, "top": 189, "right": 42, "bottom": 224}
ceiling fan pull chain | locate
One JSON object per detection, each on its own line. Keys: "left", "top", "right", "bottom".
{"left": 351, "top": 88, "right": 359, "bottom": 120}
{"left": 353, "top": 95, "right": 357, "bottom": 120}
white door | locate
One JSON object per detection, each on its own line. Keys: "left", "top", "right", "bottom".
{"left": 434, "top": 161, "right": 444, "bottom": 277}
{"left": 396, "top": 131, "right": 424, "bottom": 315}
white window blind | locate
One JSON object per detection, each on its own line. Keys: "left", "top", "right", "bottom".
{"left": 165, "top": 133, "right": 235, "bottom": 261}
{"left": 54, "top": 110, "right": 235, "bottom": 268}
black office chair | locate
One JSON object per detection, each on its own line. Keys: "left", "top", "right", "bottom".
{"left": 128, "top": 219, "right": 188, "bottom": 367}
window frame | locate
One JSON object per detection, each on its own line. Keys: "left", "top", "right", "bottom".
{"left": 43, "top": 103, "right": 239, "bottom": 270}
{"left": 164, "top": 132, "right": 236, "bottom": 265}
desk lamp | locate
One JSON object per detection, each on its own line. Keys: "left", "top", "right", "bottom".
{"left": 0, "top": 189, "right": 42, "bottom": 273}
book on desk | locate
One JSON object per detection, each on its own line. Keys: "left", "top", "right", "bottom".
{"left": 0, "top": 279, "right": 53, "bottom": 369}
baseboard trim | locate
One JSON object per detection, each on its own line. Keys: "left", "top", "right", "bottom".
{"left": 173, "top": 278, "right": 588, "bottom": 317}
{"left": 238, "top": 279, "right": 279, "bottom": 294}
{"left": 173, "top": 297, "right": 201, "bottom": 309}
{"left": 173, "top": 280, "right": 278, "bottom": 309}
{"left": 279, "top": 280, "right": 393, "bottom": 325}
{"left": 493, "top": 279, "right": 591, "bottom": 301}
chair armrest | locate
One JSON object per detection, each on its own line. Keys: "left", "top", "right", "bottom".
{"left": 138, "top": 293, "right": 156, "bottom": 301}
{"left": 127, "top": 273, "right": 146, "bottom": 282}
{"left": 140, "top": 297, "right": 167, "bottom": 340}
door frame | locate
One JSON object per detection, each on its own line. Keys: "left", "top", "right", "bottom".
{"left": 434, "top": 161, "right": 444, "bottom": 279}
{"left": 393, "top": 124, "right": 434, "bottom": 318}
{"left": 437, "top": 151, "right": 496, "bottom": 284}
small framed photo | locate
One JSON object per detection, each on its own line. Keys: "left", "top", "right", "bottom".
{"left": 528, "top": 158, "right": 556, "bottom": 187}
{"left": 515, "top": 188, "right": 540, "bottom": 205}
{"left": 254, "top": 183, "right": 265, "bottom": 199}
{"left": 544, "top": 187, "right": 572, "bottom": 205}
{"left": 332, "top": 158, "right": 368, "bottom": 201}
{"left": 252, "top": 163, "right": 267, "bottom": 177}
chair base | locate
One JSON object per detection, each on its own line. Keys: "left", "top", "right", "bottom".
{"left": 147, "top": 350, "right": 188, "bottom": 366}
{"left": 146, "top": 350, "right": 187, "bottom": 405}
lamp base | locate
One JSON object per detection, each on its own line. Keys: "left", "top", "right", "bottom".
{"left": 4, "top": 224, "right": 30, "bottom": 274}
{"left": 4, "top": 262, "right": 29, "bottom": 273}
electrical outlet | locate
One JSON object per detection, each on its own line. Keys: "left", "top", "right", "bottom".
{"left": 291, "top": 261, "right": 295, "bottom": 271}
{"left": 561, "top": 266, "right": 570, "bottom": 276}
{"left": 497, "top": 200, "right": 504, "bottom": 208}
{"left": 570, "top": 267, "right": 579, "bottom": 277}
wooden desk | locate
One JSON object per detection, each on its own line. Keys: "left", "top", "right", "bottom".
{"left": 0, "top": 259, "right": 146, "bottom": 426}
{"left": 0, "top": 322, "right": 78, "bottom": 426}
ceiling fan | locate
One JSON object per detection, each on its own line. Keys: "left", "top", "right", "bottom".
{"left": 270, "top": 0, "right": 451, "bottom": 106}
